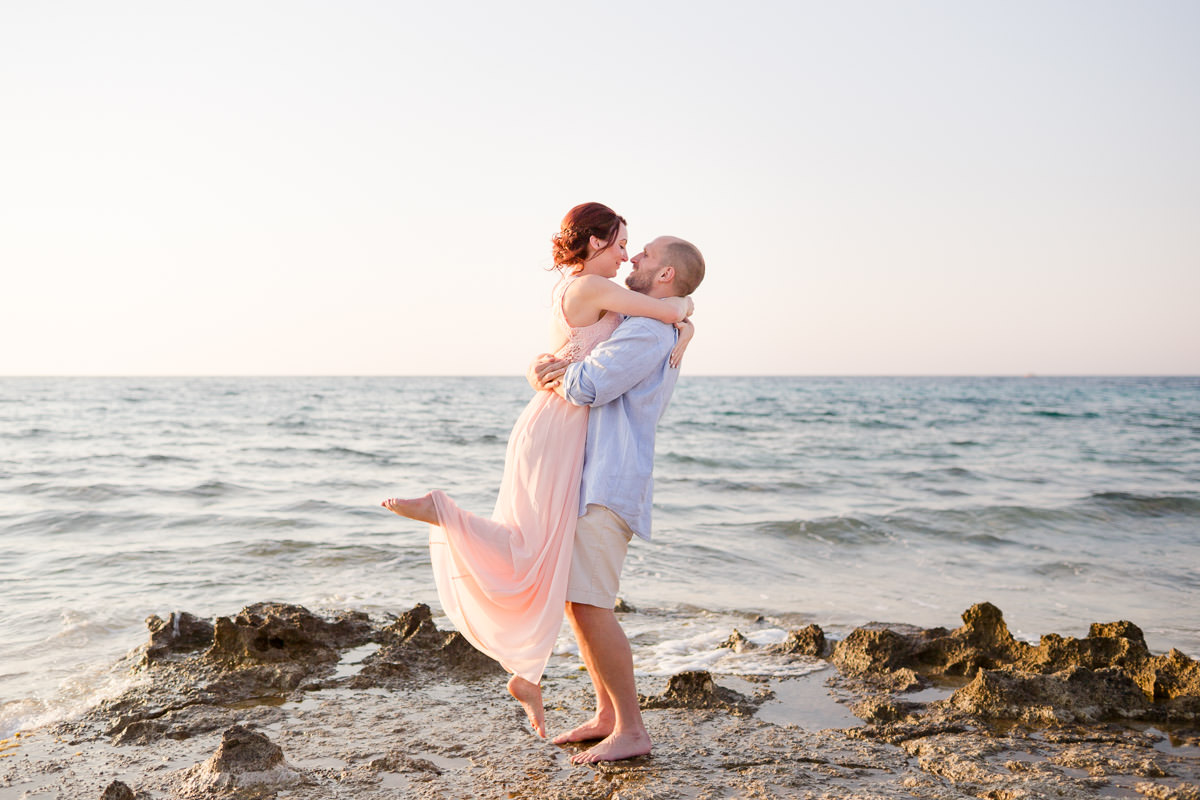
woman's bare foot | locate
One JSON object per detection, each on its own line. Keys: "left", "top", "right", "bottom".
{"left": 381, "top": 494, "right": 438, "bottom": 524}
{"left": 507, "top": 675, "right": 546, "bottom": 738}
{"left": 551, "top": 714, "right": 613, "bottom": 745}
{"left": 570, "top": 729, "right": 652, "bottom": 764}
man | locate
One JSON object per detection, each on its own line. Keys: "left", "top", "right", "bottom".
{"left": 531, "top": 235, "right": 705, "bottom": 764}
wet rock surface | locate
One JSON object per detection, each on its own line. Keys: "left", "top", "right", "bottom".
{"left": 174, "top": 725, "right": 299, "bottom": 797}
{"left": 775, "top": 623, "right": 828, "bottom": 657}
{"left": 639, "top": 670, "right": 765, "bottom": 716}
{"left": 352, "top": 602, "right": 503, "bottom": 687}
{"left": 144, "top": 612, "right": 214, "bottom": 663}
{"left": 99, "top": 779, "right": 136, "bottom": 800}
{"left": 1, "top": 600, "right": 1196, "bottom": 799}
{"left": 832, "top": 601, "right": 1200, "bottom": 727}
{"left": 208, "top": 602, "right": 373, "bottom": 667}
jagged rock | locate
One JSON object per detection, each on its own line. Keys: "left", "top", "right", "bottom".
{"left": 832, "top": 627, "right": 913, "bottom": 674}
{"left": 100, "top": 779, "right": 135, "bottom": 800}
{"left": 950, "top": 666, "right": 1152, "bottom": 724}
{"left": 208, "top": 725, "right": 284, "bottom": 772}
{"left": 1145, "top": 649, "right": 1200, "bottom": 701}
{"left": 831, "top": 628, "right": 926, "bottom": 691}
{"left": 110, "top": 720, "right": 167, "bottom": 746}
{"left": 1024, "top": 621, "right": 1148, "bottom": 675}
{"left": 175, "top": 725, "right": 299, "bottom": 795}
{"left": 145, "top": 612, "right": 214, "bottom": 662}
{"left": 613, "top": 597, "right": 636, "bottom": 613}
{"left": 719, "top": 629, "right": 757, "bottom": 653}
{"left": 639, "top": 670, "right": 761, "bottom": 716}
{"left": 830, "top": 602, "right": 1200, "bottom": 723}
{"left": 207, "top": 603, "right": 372, "bottom": 667}
{"left": 853, "top": 696, "right": 920, "bottom": 724}
{"left": 354, "top": 604, "right": 502, "bottom": 686}
{"left": 97, "top": 605, "right": 375, "bottom": 746}
{"left": 774, "top": 624, "right": 826, "bottom": 657}
{"left": 1133, "top": 781, "right": 1200, "bottom": 800}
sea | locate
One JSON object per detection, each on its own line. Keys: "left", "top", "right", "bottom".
{"left": 2, "top": 376, "right": 1198, "bottom": 739}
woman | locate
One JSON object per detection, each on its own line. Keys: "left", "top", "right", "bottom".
{"left": 382, "top": 202, "right": 693, "bottom": 738}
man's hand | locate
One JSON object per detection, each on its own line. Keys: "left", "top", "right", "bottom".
{"left": 527, "top": 353, "right": 569, "bottom": 391}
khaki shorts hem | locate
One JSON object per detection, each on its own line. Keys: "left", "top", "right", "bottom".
{"left": 565, "top": 586, "right": 619, "bottom": 609}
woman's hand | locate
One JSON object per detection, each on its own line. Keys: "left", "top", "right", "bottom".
{"left": 669, "top": 319, "right": 695, "bottom": 369}
{"left": 665, "top": 295, "right": 695, "bottom": 323}
{"left": 527, "top": 353, "right": 569, "bottom": 391}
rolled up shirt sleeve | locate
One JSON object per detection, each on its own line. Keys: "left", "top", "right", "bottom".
{"left": 562, "top": 318, "right": 674, "bottom": 408}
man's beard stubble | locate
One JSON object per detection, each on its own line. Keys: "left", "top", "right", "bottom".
{"left": 625, "top": 270, "right": 652, "bottom": 294}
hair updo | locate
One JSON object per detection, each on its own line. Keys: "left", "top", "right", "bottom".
{"left": 551, "top": 202, "right": 626, "bottom": 270}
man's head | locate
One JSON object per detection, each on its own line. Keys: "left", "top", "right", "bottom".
{"left": 625, "top": 236, "right": 705, "bottom": 298}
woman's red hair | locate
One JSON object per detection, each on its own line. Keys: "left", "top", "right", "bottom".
{"left": 551, "top": 202, "right": 626, "bottom": 269}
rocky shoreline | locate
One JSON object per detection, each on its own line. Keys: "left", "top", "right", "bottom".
{"left": 1, "top": 601, "right": 1198, "bottom": 799}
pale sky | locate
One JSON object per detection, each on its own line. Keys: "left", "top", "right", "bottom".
{"left": 2, "top": 1, "right": 1197, "bottom": 376}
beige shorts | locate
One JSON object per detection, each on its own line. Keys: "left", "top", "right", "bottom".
{"left": 566, "top": 504, "right": 634, "bottom": 608}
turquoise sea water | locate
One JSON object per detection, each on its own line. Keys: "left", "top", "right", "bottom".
{"left": 1, "top": 376, "right": 1198, "bottom": 737}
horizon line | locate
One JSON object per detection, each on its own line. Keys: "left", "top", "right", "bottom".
{"left": 1, "top": 374, "right": 1197, "bottom": 380}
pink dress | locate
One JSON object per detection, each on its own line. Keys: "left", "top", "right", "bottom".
{"left": 428, "top": 275, "right": 621, "bottom": 684}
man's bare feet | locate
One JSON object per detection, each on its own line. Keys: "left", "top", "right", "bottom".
{"left": 551, "top": 714, "right": 613, "bottom": 745}
{"left": 507, "top": 675, "right": 546, "bottom": 738}
{"left": 569, "top": 730, "right": 652, "bottom": 764}
{"left": 381, "top": 494, "right": 438, "bottom": 525}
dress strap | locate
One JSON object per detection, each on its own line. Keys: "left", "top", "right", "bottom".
{"left": 554, "top": 272, "right": 581, "bottom": 328}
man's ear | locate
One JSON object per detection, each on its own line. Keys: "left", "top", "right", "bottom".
{"left": 658, "top": 265, "right": 676, "bottom": 284}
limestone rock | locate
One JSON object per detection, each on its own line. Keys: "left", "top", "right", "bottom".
{"left": 354, "top": 603, "right": 502, "bottom": 686}
{"left": 100, "top": 779, "right": 135, "bottom": 800}
{"left": 175, "top": 725, "right": 299, "bottom": 796}
{"left": 950, "top": 666, "right": 1152, "bottom": 724}
{"left": 829, "top": 602, "right": 1200, "bottom": 723}
{"left": 853, "top": 696, "right": 920, "bottom": 724}
{"left": 640, "top": 670, "right": 761, "bottom": 716}
{"left": 207, "top": 603, "right": 373, "bottom": 667}
{"left": 145, "top": 612, "right": 214, "bottom": 663}
{"left": 719, "top": 629, "right": 757, "bottom": 653}
{"left": 775, "top": 624, "right": 826, "bottom": 657}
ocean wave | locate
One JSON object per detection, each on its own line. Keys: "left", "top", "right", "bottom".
{"left": 601, "top": 607, "right": 828, "bottom": 679}
{"left": 689, "top": 477, "right": 814, "bottom": 493}
{"left": 853, "top": 419, "right": 910, "bottom": 430}
{"left": 16, "top": 482, "right": 136, "bottom": 501}
{"left": 663, "top": 452, "right": 738, "bottom": 469}
{"left": 894, "top": 467, "right": 982, "bottom": 482}
{"left": 1083, "top": 491, "right": 1200, "bottom": 517}
{"left": 137, "top": 453, "right": 198, "bottom": 465}
{"left": 149, "top": 480, "right": 254, "bottom": 499}
{"left": 1024, "top": 410, "right": 1102, "bottom": 420}
{"left": 1032, "top": 560, "right": 1093, "bottom": 578}
{"left": 233, "top": 538, "right": 321, "bottom": 558}
{"left": 760, "top": 517, "right": 897, "bottom": 546}
{"left": 6, "top": 510, "right": 162, "bottom": 536}
{"left": 159, "top": 513, "right": 322, "bottom": 531}
{"left": 277, "top": 498, "right": 381, "bottom": 518}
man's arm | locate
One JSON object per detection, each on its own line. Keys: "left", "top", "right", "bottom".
{"left": 561, "top": 318, "right": 674, "bottom": 407}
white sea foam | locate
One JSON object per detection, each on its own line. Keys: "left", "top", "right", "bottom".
{"left": 0, "top": 657, "right": 149, "bottom": 739}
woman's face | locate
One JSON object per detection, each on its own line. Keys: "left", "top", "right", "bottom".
{"left": 587, "top": 222, "right": 628, "bottom": 278}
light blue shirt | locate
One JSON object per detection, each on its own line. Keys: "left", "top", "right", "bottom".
{"left": 561, "top": 315, "right": 680, "bottom": 540}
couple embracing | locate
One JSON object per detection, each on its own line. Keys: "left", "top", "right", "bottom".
{"left": 383, "top": 202, "right": 705, "bottom": 763}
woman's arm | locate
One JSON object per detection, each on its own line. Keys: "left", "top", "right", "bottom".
{"left": 570, "top": 275, "right": 693, "bottom": 324}
{"left": 669, "top": 319, "right": 694, "bottom": 369}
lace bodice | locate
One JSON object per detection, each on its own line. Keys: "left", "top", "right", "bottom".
{"left": 552, "top": 275, "right": 621, "bottom": 363}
